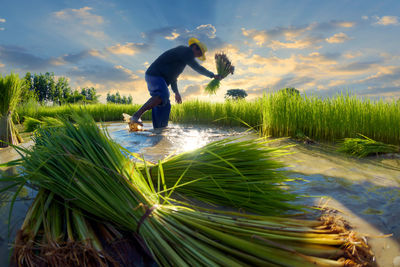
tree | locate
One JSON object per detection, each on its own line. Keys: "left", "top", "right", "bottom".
{"left": 56, "top": 77, "right": 72, "bottom": 104}
{"left": 106, "top": 92, "right": 133, "bottom": 104}
{"left": 67, "top": 90, "right": 85, "bottom": 103}
{"left": 86, "top": 87, "right": 99, "bottom": 103}
{"left": 19, "top": 72, "right": 38, "bottom": 103}
{"left": 225, "top": 89, "right": 248, "bottom": 100}
{"left": 280, "top": 87, "right": 300, "bottom": 96}
{"left": 32, "top": 72, "right": 56, "bottom": 103}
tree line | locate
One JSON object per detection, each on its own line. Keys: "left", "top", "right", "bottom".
{"left": 21, "top": 72, "right": 133, "bottom": 105}
{"left": 23, "top": 72, "right": 99, "bottom": 104}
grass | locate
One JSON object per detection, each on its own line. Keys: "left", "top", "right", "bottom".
{"left": 15, "top": 91, "right": 400, "bottom": 145}
{"left": 0, "top": 73, "right": 25, "bottom": 147}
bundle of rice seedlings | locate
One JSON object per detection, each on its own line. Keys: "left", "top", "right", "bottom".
{"left": 338, "top": 134, "right": 399, "bottom": 158}
{"left": 0, "top": 73, "right": 25, "bottom": 147}
{"left": 11, "top": 189, "right": 115, "bottom": 267}
{"left": 23, "top": 116, "right": 63, "bottom": 132}
{"left": 5, "top": 113, "right": 374, "bottom": 266}
{"left": 205, "top": 52, "right": 234, "bottom": 94}
{"left": 134, "top": 138, "right": 304, "bottom": 215}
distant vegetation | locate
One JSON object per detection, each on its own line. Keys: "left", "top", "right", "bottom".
{"left": 23, "top": 72, "right": 99, "bottom": 104}
{"left": 106, "top": 92, "right": 133, "bottom": 104}
{"left": 225, "top": 89, "right": 248, "bottom": 100}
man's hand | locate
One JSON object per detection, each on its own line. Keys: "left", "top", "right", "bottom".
{"left": 175, "top": 92, "right": 182, "bottom": 104}
{"left": 214, "top": 74, "right": 222, "bottom": 80}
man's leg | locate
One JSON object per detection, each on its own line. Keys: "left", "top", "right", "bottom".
{"left": 131, "top": 96, "right": 162, "bottom": 125}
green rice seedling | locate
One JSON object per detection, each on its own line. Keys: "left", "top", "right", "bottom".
{"left": 11, "top": 189, "right": 116, "bottom": 266}
{"left": 134, "top": 138, "right": 304, "bottom": 215}
{"left": 0, "top": 73, "right": 26, "bottom": 147}
{"left": 23, "top": 116, "right": 64, "bottom": 132}
{"left": 338, "top": 134, "right": 399, "bottom": 158}
{"left": 205, "top": 52, "right": 234, "bottom": 94}
{"left": 23, "top": 117, "right": 42, "bottom": 132}
{"left": 3, "top": 113, "right": 374, "bottom": 266}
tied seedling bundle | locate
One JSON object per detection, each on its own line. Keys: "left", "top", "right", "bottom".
{"left": 134, "top": 138, "right": 304, "bottom": 215}
{"left": 205, "top": 52, "right": 234, "bottom": 94}
{"left": 0, "top": 73, "right": 25, "bottom": 147}
{"left": 338, "top": 133, "right": 399, "bottom": 158}
{"left": 3, "top": 113, "right": 374, "bottom": 266}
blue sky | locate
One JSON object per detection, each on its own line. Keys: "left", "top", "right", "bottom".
{"left": 1, "top": 0, "right": 400, "bottom": 103}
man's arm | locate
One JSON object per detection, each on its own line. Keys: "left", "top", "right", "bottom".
{"left": 171, "top": 80, "right": 182, "bottom": 103}
{"left": 187, "top": 58, "right": 215, "bottom": 78}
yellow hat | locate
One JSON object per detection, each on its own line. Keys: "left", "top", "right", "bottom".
{"left": 188, "top": 37, "right": 207, "bottom": 61}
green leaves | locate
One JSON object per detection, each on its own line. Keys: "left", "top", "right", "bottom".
{"left": 338, "top": 134, "right": 399, "bottom": 157}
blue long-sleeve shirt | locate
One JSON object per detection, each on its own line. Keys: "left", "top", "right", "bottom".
{"left": 145, "top": 46, "right": 215, "bottom": 93}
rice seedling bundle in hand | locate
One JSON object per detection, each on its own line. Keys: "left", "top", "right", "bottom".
{"left": 5, "top": 113, "right": 374, "bottom": 266}
{"left": 338, "top": 134, "right": 399, "bottom": 158}
{"left": 0, "top": 73, "right": 25, "bottom": 147}
{"left": 135, "top": 138, "right": 304, "bottom": 215}
{"left": 205, "top": 52, "right": 234, "bottom": 94}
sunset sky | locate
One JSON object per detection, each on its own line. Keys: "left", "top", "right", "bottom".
{"left": 1, "top": 0, "right": 400, "bottom": 103}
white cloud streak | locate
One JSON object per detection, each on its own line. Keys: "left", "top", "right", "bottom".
{"left": 374, "top": 16, "right": 399, "bottom": 26}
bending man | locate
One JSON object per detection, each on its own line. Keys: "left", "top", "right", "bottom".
{"left": 131, "top": 37, "right": 220, "bottom": 128}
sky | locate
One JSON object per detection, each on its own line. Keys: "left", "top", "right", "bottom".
{"left": 1, "top": 0, "right": 400, "bottom": 103}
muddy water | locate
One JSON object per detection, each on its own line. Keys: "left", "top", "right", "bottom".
{"left": 1, "top": 122, "right": 400, "bottom": 266}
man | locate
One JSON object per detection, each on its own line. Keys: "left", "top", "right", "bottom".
{"left": 130, "top": 37, "right": 220, "bottom": 129}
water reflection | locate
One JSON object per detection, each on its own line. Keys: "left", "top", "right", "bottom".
{"left": 104, "top": 122, "right": 246, "bottom": 162}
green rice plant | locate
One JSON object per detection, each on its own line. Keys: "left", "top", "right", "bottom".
{"left": 170, "top": 98, "right": 263, "bottom": 127}
{"left": 12, "top": 189, "right": 118, "bottom": 266}
{"left": 205, "top": 52, "right": 234, "bottom": 94}
{"left": 2, "top": 113, "right": 373, "bottom": 266}
{"left": 134, "top": 138, "right": 304, "bottom": 215}
{"left": 23, "top": 117, "right": 42, "bottom": 132}
{"left": 0, "top": 73, "right": 26, "bottom": 147}
{"left": 16, "top": 103, "right": 152, "bottom": 123}
{"left": 261, "top": 91, "right": 400, "bottom": 145}
{"left": 23, "top": 116, "right": 64, "bottom": 132}
{"left": 338, "top": 134, "right": 399, "bottom": 158}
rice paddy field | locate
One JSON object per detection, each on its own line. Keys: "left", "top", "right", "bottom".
{"left": 1, "top": 92, "right": 400, "bottom": 266}
{"left": 16, "top": 92, "right": 400, "bottom": 145}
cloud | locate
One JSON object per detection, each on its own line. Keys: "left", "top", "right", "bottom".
{"left": 241, "top": 28, "right": 268, "bottom": 46}
{"left": 326, "top": 32, "right": 351, "bottom": 43}
{"left": 106, "top": 42, "right": 149, "bottom": 55}
{"left": 357, "top": 66, "right": 400, "bottom": 85}
{"left": 68, "top": 64, "right": 139, "bottom": 83}
{"left": 269, "top": 36, "right": 323, "bottom": 50}
{"left": 356, "top": 86, "right": 400, "bottom": 99}
{"left": 143, "top": 24, "right": 224, "bottom": 50}
{"left": 53, "top": 7, "right": 104, "bottom": 26}
{"left": 181, "top": 85, "right": 202, "bottom": 98}
{"left": 165, "top": 31, "right": 180, "bottom": 40}
{"left": 195, "top": 24, "right": 217, "bottom": 39}
{"left": 0, "top": 45, "right": 53, "bottom": 70}
{"left": 334, "top": 60, "right": 381, "bottom": 72}
{"left": 374, "top": 16, "right": 399, "bottom": 26}
{"left": 241, "top": 20, "right": 355, "bottom": 50}
{"left": 0, "top": 28, "right": 4, "bottom": 31}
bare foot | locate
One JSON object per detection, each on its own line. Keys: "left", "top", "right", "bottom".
{"left": 130, "top": 115, "right": 143, "bottom": 126}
